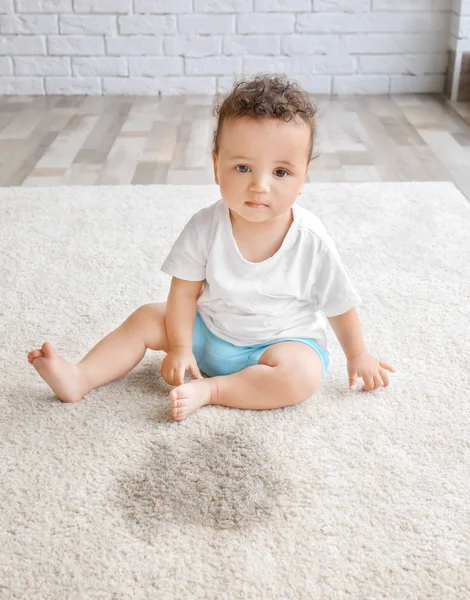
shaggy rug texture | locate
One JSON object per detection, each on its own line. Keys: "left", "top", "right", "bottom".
{"left": 1, "top": 182, "right": 469, "bottom": 599}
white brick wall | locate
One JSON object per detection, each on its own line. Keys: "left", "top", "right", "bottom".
{"left": 448, "top": 0, "right": 470, "bottom": 100}
{"left": 450, "top": 0, "right": 470, "bottom": 50}
{"left": 459, "top": 0, "right": 470, "bottom": 40}
{"left": 0, "top": 0, "right": 455, "bottom": 95}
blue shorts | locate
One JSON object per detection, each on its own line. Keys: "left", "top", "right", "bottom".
{"left": 192, "top": 312, "right": 330, "bottom": 379}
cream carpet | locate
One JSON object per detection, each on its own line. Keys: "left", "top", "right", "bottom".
{"left": 1, "top": 182, "right": 469, "bottom": 599}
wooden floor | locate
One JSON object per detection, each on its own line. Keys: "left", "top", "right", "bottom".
{"left": 0, "top": 93, "right": 469, "bottom": 201}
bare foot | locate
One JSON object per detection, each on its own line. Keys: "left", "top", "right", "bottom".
{"left": 169, "top": 378, "right": 216, "bottom": 421}
{"left": 27, "top": 341, "right": 88, "bottom": 403}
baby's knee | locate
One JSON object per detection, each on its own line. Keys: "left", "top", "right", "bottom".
{"left": 131, "top": 302, "right": 165, "bottom": 323}
{"left": 128, "top": 302, "right": 169, "bottom": 352}
{"left": 276, "top": 360, "right": 322, "bottom": 404}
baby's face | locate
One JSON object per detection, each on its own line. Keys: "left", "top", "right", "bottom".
{"left": 213, "top": 116, "right": 311, "bottom": 224}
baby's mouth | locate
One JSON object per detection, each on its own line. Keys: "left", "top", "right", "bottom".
{"left": 246, "top": 201, "right": 267, "bottom": 207}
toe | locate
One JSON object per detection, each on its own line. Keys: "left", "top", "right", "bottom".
{"left": 174, "top": 410, "right": 185, "bottom": 421}
{"left": 41, "top": 341, "right": 55, "bottom": 358}
{"left": 170, "top": 385, "right": 187, "bottom": 402}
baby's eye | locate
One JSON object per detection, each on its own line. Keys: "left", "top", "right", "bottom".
{"left": 274, "top": 169, "right": 289, "bottom": 178}
{"left": 235, "top": 165, "right": 250, "bottom": 173}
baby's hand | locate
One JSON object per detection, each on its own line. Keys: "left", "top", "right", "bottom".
{"left": 347, "top": 350, "right": 396, "bottom": 392}
{"left": 161, "top": 347, "right": 203, "bottom": 386}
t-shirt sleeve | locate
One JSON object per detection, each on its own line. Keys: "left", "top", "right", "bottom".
{"left": 310, "top": 240, "right": 362, "bottom": 318}
{"left": 160, "top": 212, "right": 206, "bottom": 281}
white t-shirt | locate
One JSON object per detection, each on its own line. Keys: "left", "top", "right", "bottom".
{"left": 161, "top": 199, "right": 362, "bottom": 351}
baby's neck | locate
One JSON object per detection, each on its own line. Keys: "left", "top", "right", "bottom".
{"left": 229, "top": 207, "right": 294, "bottom": 263}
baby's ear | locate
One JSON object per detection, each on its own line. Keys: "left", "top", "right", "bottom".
{"left": 212, "top": 152, "right": 220, "bottom": 184}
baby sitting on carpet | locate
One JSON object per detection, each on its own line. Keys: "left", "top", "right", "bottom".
{"left": 28, "top": 73, "right": 395, "bottom": 421}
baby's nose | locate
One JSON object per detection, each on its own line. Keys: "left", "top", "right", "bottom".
{"left": 250, "top": 175, "right": 271, "bottom": 193}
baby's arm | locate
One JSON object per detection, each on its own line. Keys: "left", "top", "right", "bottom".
{"left": 161, "top": 276, "right": 204, "bottom": 386}
{"left": 327, "top": 308, "right": 365, "bottom": 360}
{"left": 327, "top": 308, "right": 395, "bottom": 391}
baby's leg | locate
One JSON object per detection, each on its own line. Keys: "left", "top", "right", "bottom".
{"left": 28, "top": 303, "right": 169, "bottom": 403}
{"left": 171, "top": 342, "right": 323, "bottom": 421}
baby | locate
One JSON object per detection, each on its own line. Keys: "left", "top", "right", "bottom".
{"left": 28, "top": 73, "right": 395, "bottom": 421}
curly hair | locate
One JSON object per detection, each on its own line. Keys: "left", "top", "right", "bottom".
{"left": 212, "top": 73, "right": 317, "bottom": 161}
